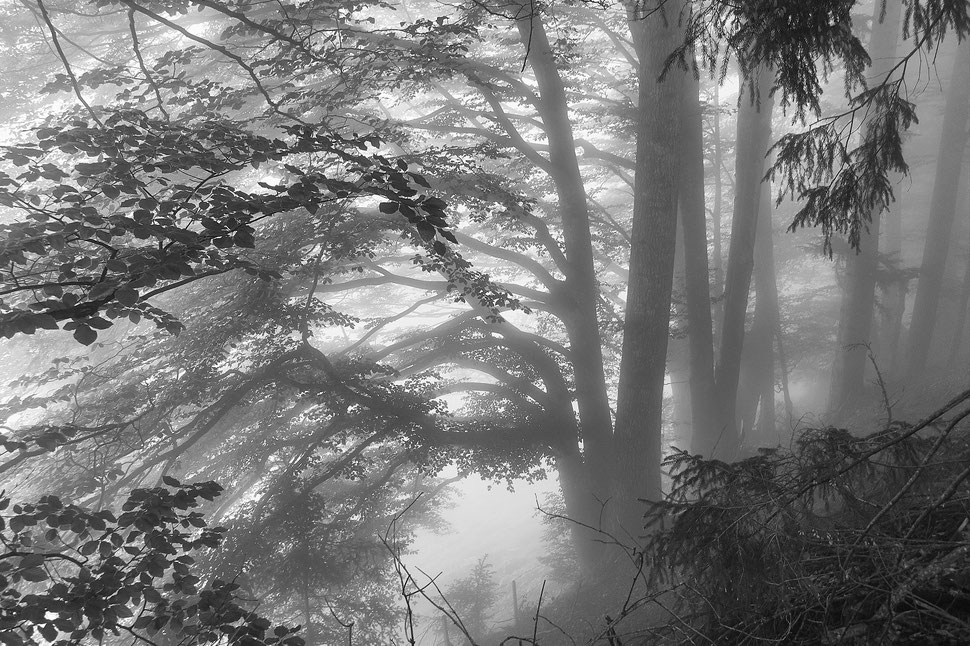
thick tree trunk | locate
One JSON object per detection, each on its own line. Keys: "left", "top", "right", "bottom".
{"left": 680, "top": 72, "right": 719, "bottom": 457}
{"left": 829, "top": 0, "right": 901, "bottom": 415}
{"left": 907, "top": 39, "right": 970, "bottom": 375}
{"left": 514, "top": 10, "right": 615, "bottom": 509}
{"left": 614, "top": 0, "right": 686, "bottom": 534}
{"left": 710, "top": 66, "right": 773, "bottom": 461}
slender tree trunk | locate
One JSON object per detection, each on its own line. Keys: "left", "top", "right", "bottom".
{"left": 712, "top": 83, "right": 726, "bottom": 343}
{"left": 829, "top": 0, "right": 901, "bottom": 415}
{"left": 303, "top": 575, "right": 315, "bottom": 645}
{"left": 907, "top": 39, "right": 970, "bottom": 375}
{"left": 710, "top": 66, "right": 773, "bottom": 461}
{"left": 614, "top": 0, "right": 686, "bottom": 533}
{"left": 829, "top": 216, "right": 882, "bottom": 416}
{"left": 949, "top": 249, "right": 970, "bottom": 366}
{"left": 514, "top": 9, "right": 615, "bottom": 508}
{"left": 753, "top": 181, "right": 780, "bottom": 443}
{"left": 879, "top": 182, "right": 906, "bottom": 376}
{"left": 681, "top": 71, "right": 718, "bottom": 457}
{"left": 670, "top": 221, "right": 693, "bottom": 450}
{"left": 737, "top": 182, "right": 777, "bottom": 447}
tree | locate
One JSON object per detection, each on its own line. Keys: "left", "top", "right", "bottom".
{"left": 3, "top": 0, "right": 970, "bottom": 593}
{"left": 444, "top": 555, "right": 498, "bottom": 641}
{"left": 611, "top": 0, "right": 688, "bottom": 530}
{"left": 737, "top": 181, "right": 782, "bottom": 447}
{"left": 828, "top": 0, "right": 903, "bottom": 417}
{"left": 697, "top": 66, "right": 774, "bottom": 460}
{"left": 906, "top": 38, "right": 970, "bottom": 376}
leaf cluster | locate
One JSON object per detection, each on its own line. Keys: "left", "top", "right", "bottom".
{"left": 0, "top": 478, "right": 304, "bottom": 646}
{"left": 0, "top": 111, "right": 457, "bottom": 345}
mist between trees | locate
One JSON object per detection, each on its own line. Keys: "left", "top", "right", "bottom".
{"left": 0, "top": 0, "right": 968, "bottom": 643}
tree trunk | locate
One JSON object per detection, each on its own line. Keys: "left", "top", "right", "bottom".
{"left": 712, "top": 82, "right": 726, "bottom": 344}
{"left": 614, "top": 0, "right": 686, "bottom": 534}
{"left": 710, "top": 66, "right": 773, "bottom": 461}
{"left": 828, "top": 215, "right": 882, "bottom": 416}
{"left": 949, "top": 249, "right": 970, "bottom": 366}
{"left": 828, "top": 0, "right": 901, "bottom": 416}
{"left": 752, "top": 181, "right": 780, "bottom": 445}
{"left": 737, "top": 182, "right": 777, "bottom": 448}
{"left": 879, "top": 182, "right": 906, "bottom": 376}
{"left": 680, "top": 71, "right": 719, "bottom": 457}
{"left": 514, "top": 9, "right": 615, "bottom": 508}
{"left": 670, "top": 221, "right": 693, "bottom": 450}
{"left": 907, "top": 39, "right": 970, "bottom": 376}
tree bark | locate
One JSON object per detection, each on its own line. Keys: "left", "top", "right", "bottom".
{"left": 614, "top": 0, "right": 686, "bottom": 533}
{"left": 709, "top": 66, "right": 773, "bottom": 461}
{"left": 906, "top": 39, "right": 970, "bottom": 376}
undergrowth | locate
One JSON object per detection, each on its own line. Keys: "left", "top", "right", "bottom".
{"left": 635, "top": 389, "right": 970, "bottom": 645}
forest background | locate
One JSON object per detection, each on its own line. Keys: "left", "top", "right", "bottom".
{"left": 0, "top": 0, "right": 969, "bottom": 643}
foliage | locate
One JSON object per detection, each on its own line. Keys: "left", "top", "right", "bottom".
{"left": 0, "top": 202, "right": 519, "bottom": 642}
{"left": 683, "top": 0, "right": 869, "bottom": 117}
{"left": 445, "top": 555, "right": 498, "bottom": 639}
{"left": 0, "top": 112, "right": 458, "bottom": 345}
{"left": 679, "top": 0, "right": 970, "bottom": 251}
{"left": 772, "top": 81, "right": 917, "bottom": 254}
{"left": 640, "top": 391, "right": 970, "bottom": 645}
{"left": 0, "top": 478, "right": 304, "bottom": 646}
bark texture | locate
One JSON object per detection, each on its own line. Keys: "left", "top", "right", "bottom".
{"left": 614, "top": 0, "right": 686, "bottom": 534}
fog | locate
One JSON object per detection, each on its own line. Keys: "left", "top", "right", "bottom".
{"left": 0, "top": 0, "right": 968, "bottom": 644}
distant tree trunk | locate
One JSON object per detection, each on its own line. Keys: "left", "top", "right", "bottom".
{"left": 829, "top": 0, "right": 901, "bottom": 416}
{"left": 776, "top": 320, "right": 795, "bottom": 423}
{"left": 303, "top": 576, "right": 315, "bottom": 645}
{"left": 614, "top": 0, "right": 686, "bottom": 530}
{"left": 441, "top": 615, "right": 453, "bottom": 646}
{"left": 681, "top": 71, "right": 719, "bottom": 457}
{"left": 670, "top": 221, "right": 693, "bottom": 450}
{"left": 711, "top": 82, "right": 726, "bottom": 343}
{"left": 907, "top": 39, "right": 970, "bottom": 376}
{"left": 753, "top": 181, "right": 780, "bottom": 443}
{"left": 553, "top": 449, "right": 601, "bottom": 564}
{"left": 514, "top": 9, "right": 615, "bottom": 510}
{"left": 737, "top": 182, "right": 778, "bottom": 447}
{"left": 879, "top": 184, "right": 906, "bottom": 376}
{"left": 829, "top": 217, "right": 882, "bottom": 415}
{"left": 950, "top": 250, "right": 970, "bottom": 365}
{"left": 709, "top": 66, "right": 773, "bottom": 461}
